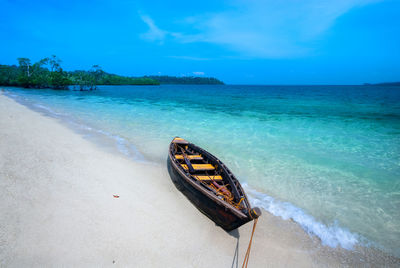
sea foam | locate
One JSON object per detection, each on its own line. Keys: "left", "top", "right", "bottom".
{"left": 243, "top": 183, "right": 359, "bottom": 249}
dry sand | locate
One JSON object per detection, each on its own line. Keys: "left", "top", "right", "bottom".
{"left": 0, "top": 93, "right": 399, "bottom": 267}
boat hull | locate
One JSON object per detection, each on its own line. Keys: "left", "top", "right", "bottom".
{"left": 167, "top": 157, "right": 252, "bottom": 231}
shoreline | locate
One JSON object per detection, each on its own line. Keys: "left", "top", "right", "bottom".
{"left": 1, "top": 92, "right": 399, "bottom": 267}
{"left": 2, "top": 88, "right": 390, "bottom": 254}
{"left": 1, "top": 89, "right": 366, "bottom": 251}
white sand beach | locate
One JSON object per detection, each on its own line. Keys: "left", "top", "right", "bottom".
{"left": 0, "top": 93, "right": 398, "bottom": 267}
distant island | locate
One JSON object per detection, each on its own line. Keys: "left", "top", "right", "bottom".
{"left": 143, "top": 75, "right": 223, "bottom": 85}
{"left": 0, "top": 55, "right": 224, "bottom": 90}
{"left": 363, "top": 82, "right": 400, "bottom": 86}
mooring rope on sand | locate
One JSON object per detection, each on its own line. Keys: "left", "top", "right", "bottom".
{"left": 242, "top": 218, "right": 258, "bottom": 268}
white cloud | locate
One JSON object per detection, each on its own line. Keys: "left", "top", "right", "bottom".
{"left": 190, "top": 0, "right": 381, "bottom": 58}
{"left": 139, "top": 14, "right": 167, "bottom": 43}
{"left": 192, "top": 71, "right": 205, "bottom": 76}
{"left": 140, "top": 0, "right": 381, "bottom": 58}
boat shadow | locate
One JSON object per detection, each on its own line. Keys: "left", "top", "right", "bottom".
{"left": 167, "top": 157, "right": 242, "bottom": 267}
{"left": 228, "top": 228, "right": 240, "bottom": 268}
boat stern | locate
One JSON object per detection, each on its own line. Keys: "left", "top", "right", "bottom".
{"left": 250, "top": 207, "right": 262, "bottom": 219}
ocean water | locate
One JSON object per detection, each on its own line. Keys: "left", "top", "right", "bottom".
{"left": 4, "top": 85, "right": 400, "bottom": 257}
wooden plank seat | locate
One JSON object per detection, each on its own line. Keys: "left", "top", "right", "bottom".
{"left": 175, "top": 154, "right": 203, "bottom": 160}
{"left": 193, "top": 175, "right": 223, "bottom": 181}
{"left": 172, "top": 137, "right": 189, "bottom": 144}
{"left": 181, "top": 164, "right": 215, "bottom": 171}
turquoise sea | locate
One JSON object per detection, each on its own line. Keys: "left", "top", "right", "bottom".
{"left": 4, "top": 85, "right": 400, "bottom": 257}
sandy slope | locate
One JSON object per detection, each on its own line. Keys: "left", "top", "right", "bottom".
{"left": 0, "top": 93, "right": 398, "bottom": 267}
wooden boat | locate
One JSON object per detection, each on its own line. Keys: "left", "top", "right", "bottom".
{"left": 167, "top": 137, "right": 261, "bottom": 231}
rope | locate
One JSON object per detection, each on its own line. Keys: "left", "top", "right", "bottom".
{"left": 242, "top": 218, "right": 258, "bottom": 268}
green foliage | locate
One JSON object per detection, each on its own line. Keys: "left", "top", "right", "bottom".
{"left": 98, "top": 73, "right": 160, "bottom": 85}
{"left": 48, "top": 55, "right": 61, "bottom": 72}
{"left": 67, "top": 70, "right": 160, "bottom": 87}
{"left": 365, "top": 82, "right": 400, "bottom": 86}
{"left": 145, "top": 75, "right": 224, "bottom": 85}
{"left": 68, "top": 70, "right": 96, "bottom": 90}
{"left": 50, "top": 69, "right": 72, "bottom": 89}
{"left": 0, "top": 65, "right": 20, "bottom": 86}
{"left": 0, "top": 56, "right": 224, "bottom": 90}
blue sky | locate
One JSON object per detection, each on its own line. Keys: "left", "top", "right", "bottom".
{"left": 0, "top": 0, "right": 399, "bottom": 84}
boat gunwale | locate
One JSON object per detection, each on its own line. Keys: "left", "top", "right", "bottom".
{"left": 168, "top": 140, "right": 249, "bottom": 220}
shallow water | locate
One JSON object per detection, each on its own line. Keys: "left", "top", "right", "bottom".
{"left": 4, "top": 84, "right": 400, "bottom": 257}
